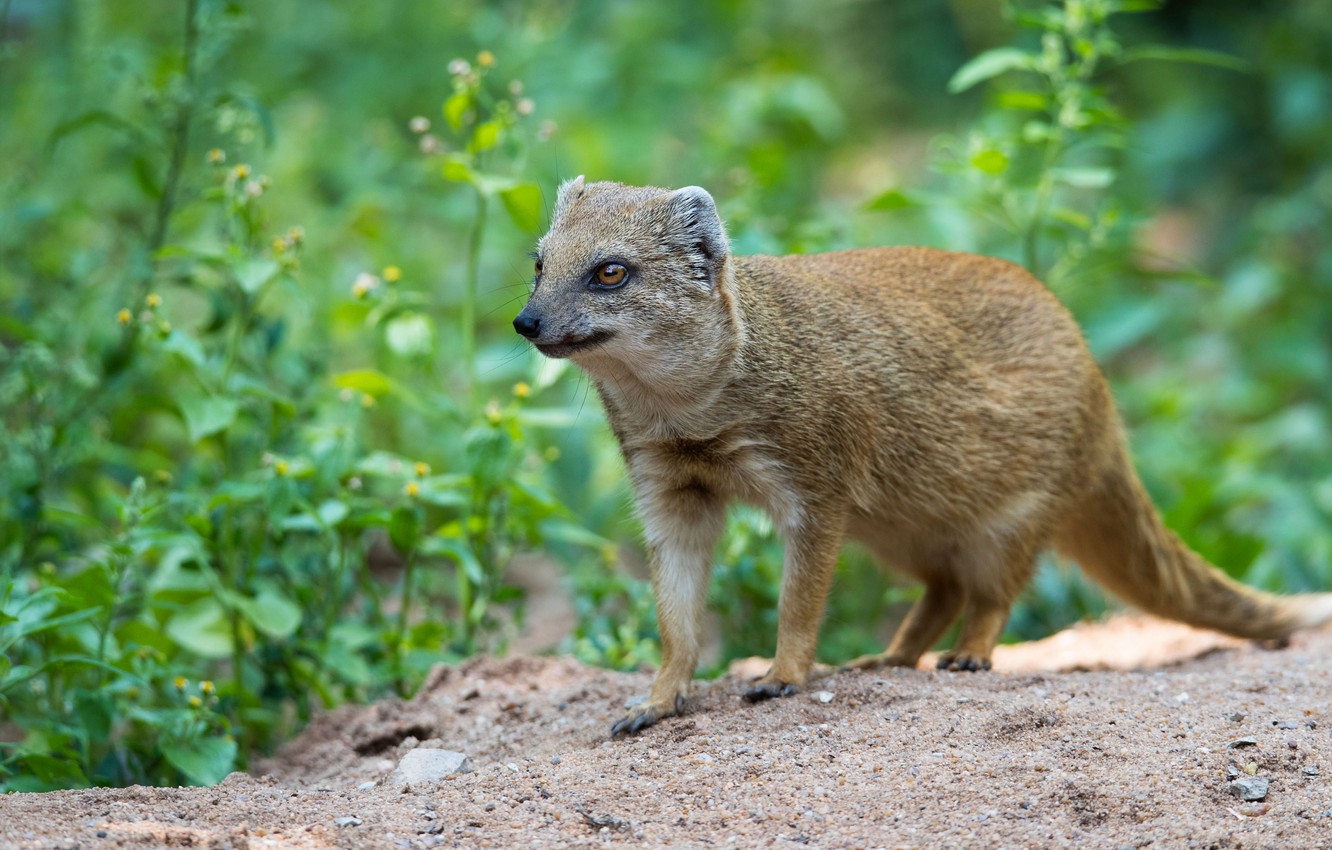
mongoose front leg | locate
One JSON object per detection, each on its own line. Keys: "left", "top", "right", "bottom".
{"left": 844, "top": 577, "right": 963, "bottom": 671}
{"left": 745, "top": 517, "right": 844, "bottom": 702}
{"left": 610, "top": 487, "right": 725, "bottom": 737}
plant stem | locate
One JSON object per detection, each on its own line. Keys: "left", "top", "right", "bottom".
{"left": 140, "top": 0, "right": 200, "bottom": 295}
{"left": 394, "top": 547, "right": 417, "bottom": 695}
{"left": 461, "top": 190, "right": 488, "bottom": 404}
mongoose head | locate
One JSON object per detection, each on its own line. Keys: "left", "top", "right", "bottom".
{"left": 514, "top": 178, "right": 737, "bottom": 391}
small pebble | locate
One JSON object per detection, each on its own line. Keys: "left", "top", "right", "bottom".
{"left": 1228, "top": 712, "right": 1246, "bottom": 723}
{"left": 1226, "top": 737, "right": 1258, "bottom": 749}
{"left": 550, "top": 756, "right": 561, "bottom": 765}
{"left": 334, "top": 816, "right": 363, "bottom": 827}
{"left": 357, "top": 781, "right": 376, "bottom": 791}
{"left": 813, "top": 691, "right": 834, "bottom": 704}
{"left": 1229, "top": 776, "right": 1270, "bottom": 802}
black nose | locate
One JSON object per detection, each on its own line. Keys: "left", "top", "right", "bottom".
{"left": 513, "top": 311, "right": 540, "bottom": 339}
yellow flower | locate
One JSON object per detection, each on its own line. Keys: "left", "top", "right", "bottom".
{"left": 273, "top": 237, "right": 287, "bottom": 254}
{"left": 173, "top": 676, "right": 187, "bottom": 690}
{"left": 485, "top": 400, "right": 502, "bottom": 426}
{"left": 287, "top": 226, "right": 305, "bottom": 245}
{"left": 404, "top": 481, "right": 420, "bottom": 498}
{"left": 275, "top": 460, "right": 289, "bottom": 477}
{"left": 207, "top": 148, "right": 226, "bottom": 164}
{"left": 477, "top": 50, "right": 495, "bottom": 68}
{"left": 232, "top": 164, "right": 250, "bottom": 180}
{"left": 201, "top": 680, "right": 215, "bottom": 694}
{"left": 382, "top": 265, "right": 402, "bottom": 283}
{"left": 146, "top": 293, "right": 162, "bottom": 308}
{"left": 360, "top": 393, "right": 376, "bottom": 409}
{"left": 414, "top": 461, "right": 430, "bottom": 477}
{"left": 188, "top": 695, "right": 203, "bottom": 707}
{"left": 512, "top": 381, "right": 530, "bottom": 399}
{"left": 543, "top": 446, "right": 561, "bottom": 462}
{"left": 126, "top": 687, "right": 140, "bottom": 700}
{"left": 116, "top": 308, "right": 132, "bottom": 326}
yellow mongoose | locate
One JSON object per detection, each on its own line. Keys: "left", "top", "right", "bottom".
{"left": 513, "top": 178, "right": 1332, "bottom": 737}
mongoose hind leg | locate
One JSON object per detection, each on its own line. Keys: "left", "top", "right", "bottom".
{"left": 744, "top": 517, "right": 845, "bottom": 703}
{"left": 843, "top": 577, "right": 963, "bottom": 671}
{"left": 936, "top": 540, "right": 1040, "bottom": 672}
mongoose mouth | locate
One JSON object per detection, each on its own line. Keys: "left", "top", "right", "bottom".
{"left": 534, "top": 330, "right": 614, "bottom": 358}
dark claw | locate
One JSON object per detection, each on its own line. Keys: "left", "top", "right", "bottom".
{"left": 610, "top": 707, "right": 659, "bottom": 738}
{"left": 743, "top": 681, "right": 799, "bottom": 702}
{"left": 938, "top": 655, "right": 992, "bottom": 672}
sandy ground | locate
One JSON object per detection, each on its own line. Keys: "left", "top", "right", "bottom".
{"left": 3, "top": 615, "right": 1331, "bottom": 849}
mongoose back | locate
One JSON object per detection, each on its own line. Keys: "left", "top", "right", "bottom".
{"left": 513, "top": 178, "right": 1332, "bottom": 737}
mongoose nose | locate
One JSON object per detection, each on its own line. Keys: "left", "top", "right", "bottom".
{"left": 513, "top": 312, "right": 541, "bottom": 339}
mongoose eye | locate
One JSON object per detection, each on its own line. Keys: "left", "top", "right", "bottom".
{"left": 533, "top": 259, "right": 543, "bottom": 277}
{"left": 594, "top": 263, "right": 628, "bottom": 288}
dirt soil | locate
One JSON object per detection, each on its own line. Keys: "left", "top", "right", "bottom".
{"left": 4, "top": 614, "right": 1331, "bottom": 849}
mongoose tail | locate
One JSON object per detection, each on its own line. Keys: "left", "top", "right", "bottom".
{"left": 1056, "top": 446, "right": 1332, "bottom": 640}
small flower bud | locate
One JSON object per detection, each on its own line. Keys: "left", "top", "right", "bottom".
{"left": 275, "top": 460, "right": 289, "bottom": 476}
{"left": 116, "top": 308, "right": 132, "bottom": 326}
{"left": 448, "top": 58, "right": 471, "bottom": 76}
{"left": 360, "top": 393, "right": 376, "bottom": 409}
{"left": 232, "top": 164, "right": 250, "bottom": 180}
{"left": 404, "top": 481, "right": 420, "bottom": 498}
{"left": 419, "top": 134, "right": 441, "bottom": 154}
{"left": 188, "top": 695, "right": 203, "bottom": 707}
{"left": 146, "top": 293, "right": 162, "bottom": 308}
{"left": 201, "top": 680, "right": 215, "bottom": 694}
{"left": 477, "top": 50, "right": 495, "bottom": 68}
{"left": 508, "top": 80, "right": 524, "bottom": 96}
{"left": 414, "top": 461, "right": 430, "bottom": 477}
{"left": 409, "top": 116, "right": 431, "bottom": 134}
{"left": 382, "top": 265, "right": 402, "bottom": 283}
{"left": 174, "top": 676, "right": 187, "bottom": 690}
{"left": 352, "top": 272, "right": 380, "bottom": 299}
{"left": 512, "top": 381, "right": 530, "bottom": 399}
{"left": 287, "top": 226, "right": 305, "bottom": 245}
{"left": 516, "top": 98, "right": 535, "bottom": 116}
{"left": 207, "top": 148, "right": 226, "bottom": 164}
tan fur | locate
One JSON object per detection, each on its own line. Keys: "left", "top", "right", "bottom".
{"left": 514, "top": 179, "right": 1332, "bottom": 736}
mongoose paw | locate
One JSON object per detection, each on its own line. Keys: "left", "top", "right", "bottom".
{"left": 743, "top": 677, "right": 801, "bottom": 703}
{"left": 936, "top": 653, "right": 992, "bottom": 672}
{"left": 609, "top": 695, "right": 683, "bottom": 738}
{"left": 841, "top": 652, "right": 919, "bottom": 672}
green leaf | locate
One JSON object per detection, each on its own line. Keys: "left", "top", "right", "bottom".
{"left": 236, "top": 586, "right": 301, "bottom": 639}
{"left": 384, "top": 312, "right": 435, "bottom": 358}
{"left": 499, "top": 182, "right": 543, "bottom": 232}
{"left": 161, "top": 330, "right": 207, "bottom": 369}
{"left": 443, "top": 91, "right": 471, "bottom": 131}
{"left": 863, "top": 189, "right": 915, "bottom": 212}
{"left": 236, "top": 258, "right": 281, "bottom": 294}
{"left": 470, "top": 120, "right": 501, "bottom": 153}
{"left": 442, "top": 155, "right": 473, "bottom": 184}
{"left": 970, "top": 148, "right": 1010, "bottom": 175}
{"left": 947, "top": 47, "right": 1035, "bottom": 93}
{"left": 162, "top": 736, "right": 237, "bottom": 786}
{"left": 389, "top": 505, "right": 420, "bottom": 554}
{"left": 332, "top": 368, "right": 392, "bottom": 397}
{"left": 176, "top": 393, "right": 240, "bottom": 443}
{"left": 1118, "top": 46, "right": 1248, "bottom": 72}
{"left": 165, "top": 598, "right": 234, "bottom": 658}
{"left": 1051, "top": 167, "right": 1115, "bottom": 188}
{"left": 996, "top": 90, "right": 1049, "bottom": 111}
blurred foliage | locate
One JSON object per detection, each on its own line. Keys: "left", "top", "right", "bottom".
{"left": 1, "top": 0, "right": 1329, "bottom": 789}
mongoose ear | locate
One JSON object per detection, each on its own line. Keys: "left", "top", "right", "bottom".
{"left": 551, "top": 174, "right": 586, "bottom": 224}
{"left": 664, "top": 185, "right": 729, "bottom": 285}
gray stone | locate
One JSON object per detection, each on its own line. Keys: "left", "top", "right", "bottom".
{"left": 389, "top": 748, "right": 472, "bottom": 786}
{"left": 334, "top": 816, "right": 363, "bottom": 827}
{"left": 1226, "top": 736, "right": 1258, "bottom": 749}
{"left": 1228, "top": 776, "right": 1270, "bottom": 802}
